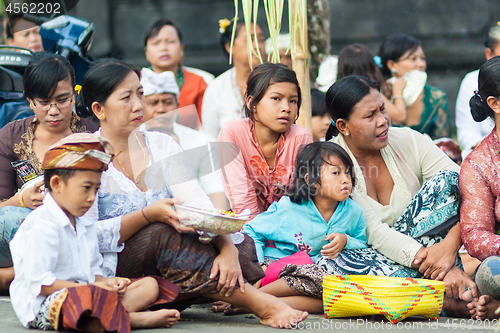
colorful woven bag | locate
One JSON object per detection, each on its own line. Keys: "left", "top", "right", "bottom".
{"left": 323, "top": 275, "right": 444, "bottom": 323}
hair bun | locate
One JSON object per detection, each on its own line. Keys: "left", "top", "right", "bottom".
{"left": 469, "top": 94, "right": 490, "bottom": 122}
{"left": 325, "top": 122, "right": 339, "bottom": 141}
{"left": 75, "top": 89, "right": 97, "bottom": 122}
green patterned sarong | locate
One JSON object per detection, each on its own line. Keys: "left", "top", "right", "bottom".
{"left": 317, "top": 170, "right": 462, "bottom": 277}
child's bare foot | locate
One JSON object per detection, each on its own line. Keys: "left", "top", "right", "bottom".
{"left": 212, "top": 300, "right": 231, "bottom": 313}
{"left": 257, "top": 297, "right": 308, "bottom": 329}
{"left": 463, "top": 290, "right": 478, "bottom": 318}
{"left": 130, "top": 309, "right": 180, "bottom": 328}
{"left": 83, "top": 317, "right": 105, "bottom": 333}
{"left": 224, "top": 304, "right": 250, "bottom": 315}
{"left": 469, "top": 295, "right": 500, "bottom": 320}
{"left": 211, "top": 301, "right": 249, "bottom": 315}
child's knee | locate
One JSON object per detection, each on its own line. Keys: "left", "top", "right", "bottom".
{"left": 141, "top": 277, "right": 159, "bottom": 303}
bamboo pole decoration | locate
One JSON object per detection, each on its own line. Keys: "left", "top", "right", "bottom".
{"left": 233, "top": 0, "right": 312, "bottom": 133}
{"left": 264, "top": 0, "right": 285, "bottom": 63}
{"left": 228, "top": 0, "right": 240, "bottom": 65}
{"left": 241, "top": 0, "right": 263, "bottom": 69}
{"left": 290, "top": 0, "right": 312, "bottom": 132}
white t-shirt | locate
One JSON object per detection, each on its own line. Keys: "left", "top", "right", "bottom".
{"left": 10, "top": 193, "right": 103, "bottom": 327}
{"left": 201, "top": 67, "right": 245, "bottom": 141}
{"left": 455, "top": 69, "right": 495, "bottom": 159}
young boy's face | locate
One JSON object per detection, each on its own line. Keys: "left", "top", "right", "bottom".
{"left": 52, "top": 170, "right": 101, "bottom": 219}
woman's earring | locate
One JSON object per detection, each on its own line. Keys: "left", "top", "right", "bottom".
{"left": 98, "top": 115, "right": 105, "bottom": 120}
{"left": 345, "top": 132, "right": 349, "bottom": 136}
{"left": 391, "top": 68, "right": 398, "bottom": 75}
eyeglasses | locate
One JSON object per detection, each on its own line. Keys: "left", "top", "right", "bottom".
{"left": 32, "top": 94, "right": 74, "bottom": 111}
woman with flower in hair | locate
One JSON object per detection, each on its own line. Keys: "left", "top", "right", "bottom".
{"left": 202, "top": 19, "right": 266, "bottom": 141}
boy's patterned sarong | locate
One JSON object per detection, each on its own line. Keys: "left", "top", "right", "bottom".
{"left": 27, "top": 277, "right": 179, "bottom": 332}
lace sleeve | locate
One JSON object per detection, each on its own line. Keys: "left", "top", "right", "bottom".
{"left": 93, "top": 191, "right": 123, "bottom": 278}
{"left": 95, "top": 217, "right": 124, "bottom": 253}
{"left": 86, "top": 187, "right": 125, "bottom": 254}
{"left": 460, "top": 155, "right": 500, "bottom": 260}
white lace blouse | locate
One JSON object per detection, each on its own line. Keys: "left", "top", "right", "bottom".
{"left": 88, "top": 127, "right": 214, "bottom": 277}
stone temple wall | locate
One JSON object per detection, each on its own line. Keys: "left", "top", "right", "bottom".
{"left": 71, "top": 0, "right": 500, "bottom": 130}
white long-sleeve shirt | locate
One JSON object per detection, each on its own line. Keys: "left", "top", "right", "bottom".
{"left": 455, "top": 70, "right": 494, "bottom": 159}
{"left": 10, "top": 193, "right": 103, "bottom": 327}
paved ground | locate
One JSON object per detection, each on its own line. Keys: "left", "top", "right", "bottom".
{"left": 1, "top": 296, "right": 499, "bottom": 332}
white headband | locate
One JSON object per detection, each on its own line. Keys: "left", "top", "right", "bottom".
{"left": 141, "top": 68, "right": 180, "bottom": 98}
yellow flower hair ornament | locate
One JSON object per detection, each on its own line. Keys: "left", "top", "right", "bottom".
{"left": 74, "top": 84, "right": 82, "bottom": 95}
{"left": 219, "top": 18, "right": 231, "bottom": 34}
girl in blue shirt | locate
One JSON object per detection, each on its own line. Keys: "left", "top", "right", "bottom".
{"left": 242, "top": 141, "right": 367, "bottom": 313}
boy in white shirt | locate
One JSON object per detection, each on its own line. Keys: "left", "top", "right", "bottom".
{"left": 9, "top": 133, "right": 180, "bottom": 333}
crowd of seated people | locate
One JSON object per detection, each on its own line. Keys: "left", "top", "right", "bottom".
{"left": 2, "top": 10, "right": 500, "bottom": 331}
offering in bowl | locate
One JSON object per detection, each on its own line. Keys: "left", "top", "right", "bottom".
{"left": 175, "top": 205, "right": 248, "bottom": 242}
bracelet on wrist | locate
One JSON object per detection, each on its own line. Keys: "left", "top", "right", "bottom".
{"left": 141, "top": 207, "right": 152, "bottom": 224}
{"left": 19, "top": 188, "right": 27, "bottom": 208}
{"left": 391, "top": 95, "right": 404, "bottom": 103}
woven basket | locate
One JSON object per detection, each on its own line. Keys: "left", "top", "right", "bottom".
{"left": 323, "top": 275, "right": 444, "bottom": 323}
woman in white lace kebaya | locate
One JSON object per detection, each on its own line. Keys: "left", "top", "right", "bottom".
{"left": 75, "top": 59, "right": 308, "bottom": 328}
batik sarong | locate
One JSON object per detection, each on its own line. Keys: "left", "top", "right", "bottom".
{"left": 116, "top": 223, "right": 264, "bottom": 299}
{"left": 317, "top": 170, "right": 462, "bottom": 277}
{"left": 280, "top": 170, "right": 463, "bottom": 297}
{"left": 27, "top": 277, "right": 179, "bottom": 332}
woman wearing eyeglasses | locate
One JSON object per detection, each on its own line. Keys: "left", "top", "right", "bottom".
{"left": 0, "top": 53, "right": 98, "bottom": 291}
{"left": 378, "top": 33, "right": 452, "bottom": 140}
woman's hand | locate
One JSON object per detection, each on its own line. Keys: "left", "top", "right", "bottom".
{"left": 391, "top": 77, "right": 407, "bottom": 97}
{"left": 413, "top": 241, "right": 457, "bottom": 280}
{"left": 381, "top": 80, "right": 393, "bottom": 100}
{"left": 411, "top": 246, "right": 427, "bottom": 269}
{"left": 22, "top": 179, "right": 45, "bottom": 209}
{"left": 321, "top": 233, "right": 347, "bottom": 259}
{"left": 145, "top": 198, "right": 196, "bottom": 233}
{"left": 210, "top": 236, "right": 245, "bottom": 298}
{"left": 413, "top": 224, "right": 462, "bottom": 280}
{"left": 443, "top": 266, "right": 479, "bottom": 300}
